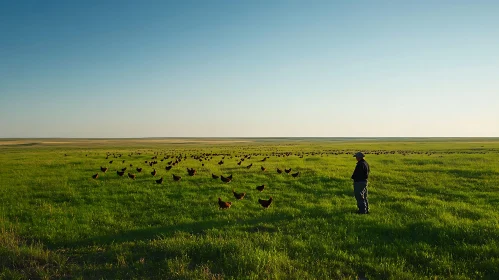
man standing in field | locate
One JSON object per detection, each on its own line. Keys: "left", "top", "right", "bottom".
{"left": 352, "top": 152, "right": 370, "bottom": 214}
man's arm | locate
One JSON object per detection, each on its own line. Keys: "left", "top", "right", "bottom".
{"left": 363, "top": 162, "right": 370, "bottom": 178}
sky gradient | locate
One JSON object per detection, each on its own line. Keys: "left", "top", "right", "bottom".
{"left": 1, "top": 0, "right": 498, "bottom": 138}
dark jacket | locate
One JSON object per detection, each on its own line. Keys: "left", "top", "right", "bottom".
{"left": 351, "top": 159, "right": 370, "bottom": 182}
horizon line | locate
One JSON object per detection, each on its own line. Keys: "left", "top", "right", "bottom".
{"left": 2, "top": 137, "right": 499, "bottom": 140}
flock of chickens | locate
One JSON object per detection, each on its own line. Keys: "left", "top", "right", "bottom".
{"left": 81, "top": 147, "right": 457, "bottom": 210}
{"left": 90, "top": 151, "right": 302, "bottom": 210}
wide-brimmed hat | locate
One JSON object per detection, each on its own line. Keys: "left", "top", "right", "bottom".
{"left": 353, "top": 152, "right": 365, "bottom": 158}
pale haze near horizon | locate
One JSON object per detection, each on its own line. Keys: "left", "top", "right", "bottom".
{"left": 1, "top": 0, "right": 498, "bottom": 138}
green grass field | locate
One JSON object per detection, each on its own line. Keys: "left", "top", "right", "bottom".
{"left": 1, "top": 138, "right": 499, "bottom": 279}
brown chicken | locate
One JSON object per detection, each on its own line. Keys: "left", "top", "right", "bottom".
{"left": 256, "top": 184, "right": 265, "bottom": 192}
{"left": 165, "top": 165, "right": 172, "bottom": 171}
{"left": 232, "top": 190, "right": 246, "bottom": 200}
{"left": 109, "top": 160, "right": 113, "bottom": 164}
{"left": 92, "top": 173, "right": 99, "bottom": 179}
{"left": 117, "top": 170, "right": 125, "bottom": 176}
{"left": 100, "top": 166, "right": 108, "bottom": 173}
{"left": 136, "top": 167, "right": 142, "bottom": 173}
{"left": 151, "top": 169, "right": 157, "bottom": 176}
{"left": 128, "top": 173, "right": 136, "bottom": 180}
{"left": 156, "top": 177, "right": 164, "bottom": 184}
{"left": 173, "top": 174, "right": 182, "bottom": 181}
{"left": 277, "top": 168, "right": 283, "bottom": 174}
{"left": 218, "top": 197, "right": 232, "bottom": 209}
{"left": 121, "top": 167, "right": 127, "bottom": 172}
{"left": 221, "top": 175, "right": 231, "bottom": 183}
{"left": 212, "top": 174, "right": 220, "bottom": 179}
{"left": 258, "top": 197, "right": 273, "bottom": 208}
{"left": 285, "top": 168, "right": 292, "bottom": 174}
{"left": 218, "top": 160, "right": 224, "bottom": 165}
{"left": 187, "top": 168, "right": 196, "bottom": 176}
{"left": 261, "top": 166, "right": 266, "bottom": 171}
{"left": 246, "top": 163, "right": 253, "bottom": 169}
{"left": 291, "top": 172, "right": 300, "bottom": 178}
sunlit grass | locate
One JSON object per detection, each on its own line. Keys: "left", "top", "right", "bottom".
{"left": 1, "top": 139, "right": 499, "bottom": 279}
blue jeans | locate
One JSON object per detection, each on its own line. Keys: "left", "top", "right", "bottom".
{"left": 354, "top": 181, "right": 369, "bottom": 213}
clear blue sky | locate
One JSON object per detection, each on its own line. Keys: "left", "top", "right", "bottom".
{"left": 1, "top": 0, "right": 498, "bottom": 138}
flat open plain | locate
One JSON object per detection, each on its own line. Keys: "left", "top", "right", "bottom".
{"left": 1, "top": 138, "right": 498, "bottom": 279}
